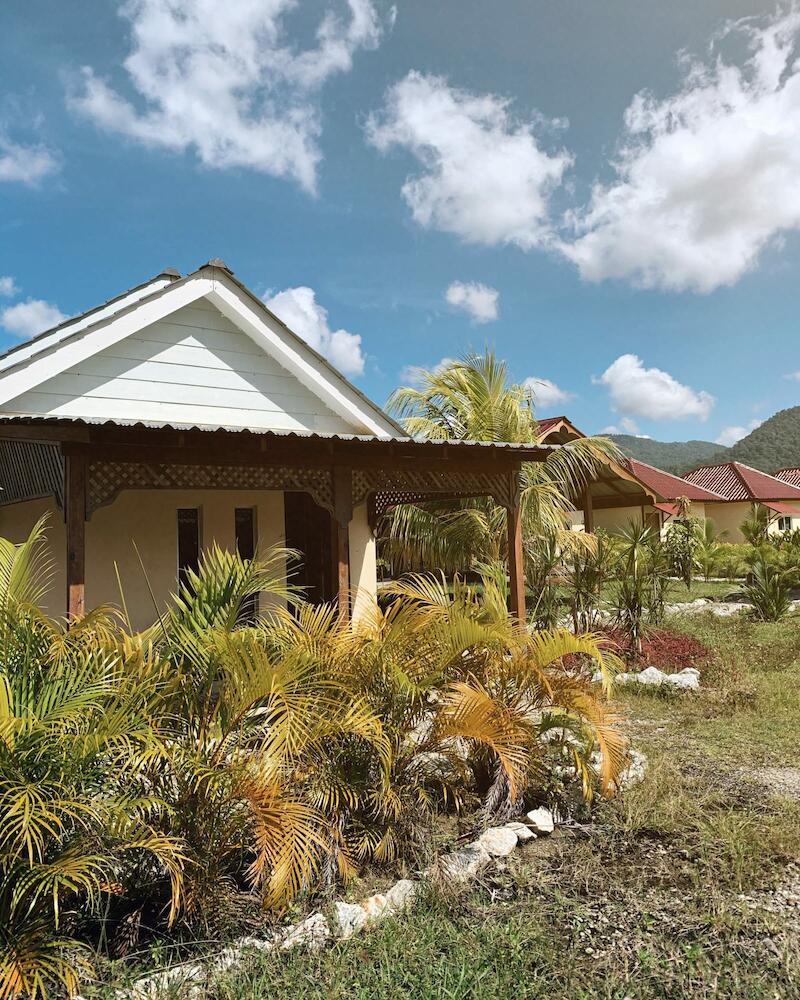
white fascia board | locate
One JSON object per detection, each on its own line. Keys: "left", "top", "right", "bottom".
{"left": 0, "top": 277, "right": 175, "bottom": 376}
{"left": 0, "top": 277, "right": 211, "bottom": 407}
{"left": 206, "top": 279, "right": 396, "bottom": 439}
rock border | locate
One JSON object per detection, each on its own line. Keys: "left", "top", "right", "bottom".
{"left": 120, "top": 754, "right": 649, "bottom": 999}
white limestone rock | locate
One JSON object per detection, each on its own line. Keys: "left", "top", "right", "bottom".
{"left": 333, "top": 900, "right": 369, "bottom": 939}
{"left": 333, "top": 880, "right": 420, "bottom": 940}
{"left": 668, "top": 667, "right": 700, "bottom": 690}
{"left": 504, "top": 821, "right": 537, "bottom": 842}
{"left": 437, "top": 842, "right": 491, "bottom": 884}
{"left": 211, "top": 935, "right": 277, "bottom": 974}
{"left": 280, "top": 912, "right": 330, "bottom": 951}
{"left": 386, "top": 878, "right": 419, "bottom": 912}
{"left": 526, "top": 807, "right": 555, "bottom": 835}
{"left": 609, "top": 665, "right": 700, "bottom": 691}
{"left": 130, "top": 964, "right": 205, "bottom": 1000}
{"left": 619, "top": 748, "right": 648, "bottom": 788}
{"left": 479, "top": 826, "right": 519, "bottom": 856}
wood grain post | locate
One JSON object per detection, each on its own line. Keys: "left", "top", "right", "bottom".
{"left": 332, "top": 467, "right": 352, "bottom": 621}
{"left": 582, "top": 485, "right": 594, "bottom": 534}
{"left": 65, "top": 450, "right": 87, "bottom": 618}
{"left": 506, "top": 468, "right": 526, "bottom": 624}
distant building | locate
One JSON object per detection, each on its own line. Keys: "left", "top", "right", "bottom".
{"left": 683, "top": 461, "right": 800, "bottom": 539}
{"left": 536, "top": 419, "right": 800, "bottom": 540}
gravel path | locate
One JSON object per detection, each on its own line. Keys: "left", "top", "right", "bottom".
{"left": 749, "top": 767, "right": 800, "bottom": 801}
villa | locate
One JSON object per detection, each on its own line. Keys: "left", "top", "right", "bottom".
{"left": 539, "top": 419, "right": 800, "bottom": 540}
{"left": 683, "top": 461, "right": 800, "bottom": 539}
{"left": 0, "top": 260, "right": 549, "bottom": 628}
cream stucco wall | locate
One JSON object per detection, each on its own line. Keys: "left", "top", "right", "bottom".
{"left": 0, "top": 489, "right": 379, "bottom": 629}
{"left": 592, "top": 505, "right": 646, "bottom": 534}
{"left": 703, "top": 501, "right": 751, "bottom": 543}
{"left": 86, "top": 489, "right": 286, "bottom": 629}
{"left": 349, "top": 501, "right": 377, "bottom": 622}
{"left": 0, "top": 497, "right": 66, "bottom": 616}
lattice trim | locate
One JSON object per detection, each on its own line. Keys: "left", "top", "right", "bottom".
{"left": 353, "top": 468, "right": 515, "bottom": 523}
{"left": 87, "top": 462, "right": 334, "bottom": 516}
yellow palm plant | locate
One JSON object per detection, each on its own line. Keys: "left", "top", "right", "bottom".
{"left": 134, "top": 548, "right": 388, "bottom": 920}
{"left": 268, "top": 569, "right": 626, "bottom": 867}
{"left": 0, "top": 520, "right": 184, "bottom": 1000}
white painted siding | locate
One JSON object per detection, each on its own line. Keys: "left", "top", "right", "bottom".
{"left": 4, "top": 300, "right": 356, "bottom": 434}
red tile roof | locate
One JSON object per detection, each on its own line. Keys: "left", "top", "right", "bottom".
{"left": 625, "top": 459, "right": 726, "bottom": 502}
{"left": 775, "top": 467, "right": 800, "bottom": 488}
{"left": 536, "top": 416, "right": 568, "bottom": 434}
{"left": 684, "top": 461, "right": 800, "bottom": 501}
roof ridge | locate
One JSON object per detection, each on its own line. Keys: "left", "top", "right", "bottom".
{"left": 0, "top": 269, "right": 182, "bottom": 364}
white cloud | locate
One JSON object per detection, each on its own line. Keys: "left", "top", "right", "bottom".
{"left": 785, "top": 371, "right": 800, "bottom": 382}
{"left": 0, "top": 276, "right": 19, "bottom": 297}
{"left": 444, "top": 281, "right": 498, "bottom": 323}
{"left": 0, "top": 299, "right": 67, "bottom": 339}
{"left": 600, "top": 417, "right": 640, "bottom": 435}
{"left": 561, "top": 10, "right": 800, "bottom": 292}
{"left": 0, "top": 134, "right": 59, "bottom": 185}
{"left": 70, "top": 0, "right": 386, "bottom": 193}
{"left": 595, "top": 354, "right": 714, "bottom": 421}
{"left": 366, "top": 71, "right": 572, "bottom": 247}
{"left": 398, "top": 357, "right": 455, "bottom": 386}
{"left": 522, "top": 376, "right": 572, "bottom": 412}
{"left": 715, "top": 419, "right": 762, "bottom": 447}
{"left": 264, "top": 286, "right": 365, "bottom": 376}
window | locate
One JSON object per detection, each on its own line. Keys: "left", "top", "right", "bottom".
{"left": 177, "top": 508, "right": 200, "bottom": 593}
{"left": 778, "top": 516, "right": 792, "bottom": 532}
{"left": 235, "top": 506, "right": 257, "bottom": 622}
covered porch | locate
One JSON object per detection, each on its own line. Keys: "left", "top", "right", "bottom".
{"left": 0, "top": 418, "right": 551, "bottom": 628}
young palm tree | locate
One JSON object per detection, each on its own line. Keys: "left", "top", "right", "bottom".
{"left": 383, "top": 351, "right": 620, "bottom": 573}
{"left": 0, "top": 519, "right": 184, "bottom": 1000}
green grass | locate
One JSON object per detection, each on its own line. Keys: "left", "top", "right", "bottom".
{"left": 100, "top": 609, "right": 800, "bottom": 1000}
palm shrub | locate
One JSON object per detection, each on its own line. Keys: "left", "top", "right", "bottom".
{"left": 0, "top": 520, "right": 184, "bottom": 1000}
{"left": 277, "top": 570, "right": 627, "bottom": 842}
{"left": 694, "top": 519, "right": 726, "bottom": 581}
{"left": 716, "top": 542, "right": 748, "bottom": 581}
{"left": 743, "top": 551, "right": 793, "bottom": 621}
{"left": 564, "top": 530, "right": 618, "bottom": 633}
{"left": 664, "top": 509, "right": 698, "bottom": 590}
{"left": 0, "top": 527, "right": 629, "bottom": 989}
{"left": 741, "top": 503, "right": 771, "bottom": 545}
{"left": 128, "top": 545, "right": 388, "bottom": 928}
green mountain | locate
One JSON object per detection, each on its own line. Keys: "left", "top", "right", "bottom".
{"left": 726, "top": 406, "right": 800, "bottom": 473}
{"left": 605, "top": 435, "right": 728, "bottom": 475}
{"left": 606, "top": 406, "right": 800, "bottom": 475}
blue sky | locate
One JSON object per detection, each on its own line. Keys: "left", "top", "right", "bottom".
{"left": 1, "top": 0, "right": 799, "bottom": 445}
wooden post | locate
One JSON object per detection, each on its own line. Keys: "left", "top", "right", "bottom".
{"left": 583, "top": 486, "right": 594, "bottom": 534}
{"left": 65, "top": 451, "right": 86, "bottom": 618}
{"left": 332, "top": 467, "right": 352, "bottom": 621}
{"left": 506, "top": 469, "right": 526, "bottom": 624}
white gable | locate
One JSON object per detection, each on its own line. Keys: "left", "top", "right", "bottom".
{"left": 5, "top": 300, "right": 355, "bottom": 434}
{"left": 0, "top": 267, "right": 402, "bottom": 439}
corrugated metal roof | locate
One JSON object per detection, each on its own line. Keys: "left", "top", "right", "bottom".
{"left": 684, "top": 461, "right": 800, "bottom": 501}
{"left": 0, "top": 440, "right": 63, "bottom": 508}
{"left": 0, "top": 415, "right": 558, "bottom": 458}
